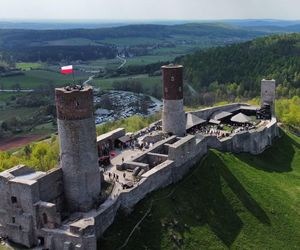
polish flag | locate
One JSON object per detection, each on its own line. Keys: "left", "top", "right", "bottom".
{"left": 61, "top": 65, "right": 73, "bottom": 74}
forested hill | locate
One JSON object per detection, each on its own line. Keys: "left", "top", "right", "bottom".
{"left": 0, "top": 23, "right": 264, "bottom": 49}
{"left": 181, "top": 33, "right": 300, "bottom": 103}
{"left": 0, "top": 23, "right": 268, "bottom": 63}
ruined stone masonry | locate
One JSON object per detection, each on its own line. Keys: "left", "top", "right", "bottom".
{"left": 0, "top": 66, "right": 278, "bottom": 250}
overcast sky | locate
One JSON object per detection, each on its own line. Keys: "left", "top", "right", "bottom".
{"left": 0, "top": 0, "right": 299, "bottom": 20}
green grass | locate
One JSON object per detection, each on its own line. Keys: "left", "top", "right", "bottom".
{"left": 29, "top": 122, "right": 56, "bottom": 134}
{"left": 96, "top": 114, "right": 160, "bottom": 135}
{"left": 101, "top": 37, "right": 164, "bottom": 46}
{"left": 0, "top": 92, "right": 25, "bottom": 102}
{"left": 0, "top": 107, "right": 37, "bottom": 122}
{"left": 87, "top": 58, "right": 122, "bottom": 70}
{"left": 45, "top": 38, "right": 100, "bottom": 46}
{"left": 16, "top": 62, "right": 43, "bottom": 71}
{"left": 0, "top": 69, "right": 88, "bottom": 89}
{"left": 222, "top": 125, "right": 232, "bottom": 132}
{"left": 125, "top": 55, "right": 176, "bottom": 66}
{"left": 91, "top": 74, "right": 161, "bottom": 91}
{"left": 150, "top": 45, "right": 197, "bottom": 56}
{"left": 87, "top": 54, "right": 176, "bottom": 71}
{"left": 100, "top": 130, "right": 300, "bottom": 249}
{"left": 0, "top": 245, "right": 12, "bottom": 250}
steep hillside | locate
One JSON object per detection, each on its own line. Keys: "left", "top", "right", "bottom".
{"left": 181, "top": 33, "right": 300, "bottom": 101}
{"left": 100, "top": 130, "right": 300, "bottom": 249}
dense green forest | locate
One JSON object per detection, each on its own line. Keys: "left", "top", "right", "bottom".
{"left": 181, "top": 33, "right": 300, "bottom": 105}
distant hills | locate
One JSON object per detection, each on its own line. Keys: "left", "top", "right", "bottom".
{"left": 0, "top": 23, "right": 265, "bottom": 49}
{"left": 0, "top": 23, "right": 267, "bottom": 62}
{"left": 1, "top": 20, "right": 300, "bottom": 50}
{"left": 1, "top": 20, "right": 300, "bottom": 75}
{"left": 1, "top": 19, "right": 300, "bottom": 30}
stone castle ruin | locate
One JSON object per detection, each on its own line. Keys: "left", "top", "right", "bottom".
{"left": 0, "top": 65, "right": 278, "bottom": 249}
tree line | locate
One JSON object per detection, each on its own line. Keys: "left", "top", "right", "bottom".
{"left": 179, "top": 33, "right": 300, "bottom": 106}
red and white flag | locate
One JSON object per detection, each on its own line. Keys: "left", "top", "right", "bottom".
{"left": 61, "top": 65, "right": 73, "bottom": 74}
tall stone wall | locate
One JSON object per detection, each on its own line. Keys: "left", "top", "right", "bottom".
{"left": 42, "top": 228, "right": 97, "bottom": 250}
{"left": 0, "top": 166, "right": 66, "bottom": 248}
{"left": 4, "top": 180, "right": 39, "bottom": 247}
{"left": 93, "top": 160, "right": 175, "bottom": 237}
{"left": 205, "top": 118, "right": 278, "bottom": 155}
{"left": 38, "top": 168, "right": 64, "bottom": 212}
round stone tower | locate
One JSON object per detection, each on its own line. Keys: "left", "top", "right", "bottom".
{"left": 55, "top": 85, "right": 101, "bottom": 212}
{"left": 161, "top": 64, "right": 186, "bottom": 136}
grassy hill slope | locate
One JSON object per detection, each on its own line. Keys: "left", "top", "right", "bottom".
{"left": 100, "top": 130, "right": 300, "bottom": 249}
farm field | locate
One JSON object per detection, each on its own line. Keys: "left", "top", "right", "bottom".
{"left": 0, "top": 69, "right": 89, "bottom": 89}
{"left": 16, "top": 62, "right": 44, "bottom": 71}
{"left": 91, "top": 74, "right": 161, "bottom": 91}
{"left": 0, "top": 92, "right": 25, "bottom": 102}
{"left": 0, "top": 106, "right": 37, "bottom": 122}
{"left": 125, "top": 55, "right": 177, "bottom": 66}
{"left": 0, "top": 134, "right": 48, "bottom": 151}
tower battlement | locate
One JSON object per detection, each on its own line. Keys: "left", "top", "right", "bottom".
{"left": 55, "top": 85, "right": 94, "bottom": 120}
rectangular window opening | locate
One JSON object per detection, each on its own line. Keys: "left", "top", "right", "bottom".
{"left": 11, "top": 196, "right": 17, "bottom": 204}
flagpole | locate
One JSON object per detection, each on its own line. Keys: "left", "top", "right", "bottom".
{"left": 72, "top": 69, "right": 75, "bottom": 85}
{"left": 61, "top": 65, "right": 75, "bottom": 85}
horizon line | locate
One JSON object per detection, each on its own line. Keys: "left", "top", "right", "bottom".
{"left": 1, "top": 18, "right": 300, "bottom": 23}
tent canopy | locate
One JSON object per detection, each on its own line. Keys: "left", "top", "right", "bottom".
{"left": 230, "top": 113, "right": 251, "bottom": 123}
{"left": 186, "top": 113, "right": 206, "bottom": 130}
{"left": 117, "top": 135, "right": 132, "bottom": 143}
{"left": 212, "top": 111, "right": 232, "bottom": 121}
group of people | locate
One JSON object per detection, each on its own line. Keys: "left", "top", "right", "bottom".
{"left": 134, "top": 122, "right": 161, "bottom": 139}
{"left": 106, "top": 171, "right": 134, "bottom": 191}
{"left": 189, "top": 122, "right": 257, "bottom": 139}
{"left": 233, "top": 124, "right": 255, "bottom": 133}
{"left": 107, "top": 171, "right": 127, "bottom": 181}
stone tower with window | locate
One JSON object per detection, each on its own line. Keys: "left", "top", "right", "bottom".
{"left": 161, "top": 64, "right": 186, "bottom": 136}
